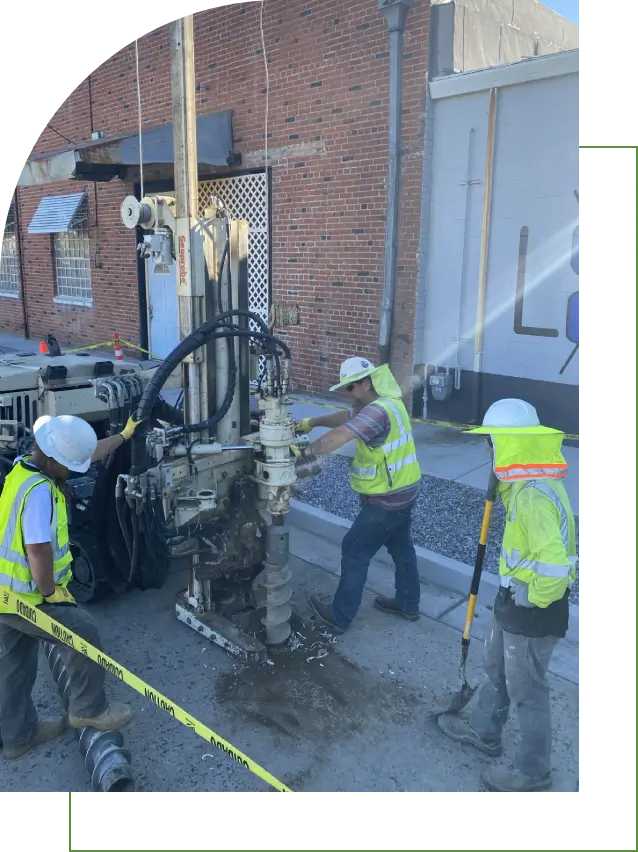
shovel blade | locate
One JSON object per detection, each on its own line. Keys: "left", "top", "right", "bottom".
{"left": 428, "top": 682, "right": 478, "bottom": 719}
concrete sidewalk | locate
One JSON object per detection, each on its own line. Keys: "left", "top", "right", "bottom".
{"left": 287, "top": 498, "right": 579, "bottom": 685}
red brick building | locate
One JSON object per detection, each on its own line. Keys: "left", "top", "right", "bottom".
{"left": 1, "top": 0, "right": 429, "bottom": 396}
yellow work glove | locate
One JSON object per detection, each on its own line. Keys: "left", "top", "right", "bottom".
{"left": 295, "top": 418, "right": 313, "bottom": 435}
{"left": 120, "top": 416, "right": 142, "bottom": 441}
{"left": 43, "top": 586, "right": 76, "bottom": 605}
{"left": 289, "top": 444, "right": 302, "bottom": 458}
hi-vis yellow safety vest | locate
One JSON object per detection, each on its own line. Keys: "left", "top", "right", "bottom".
{"left": 0, "top": 459, "right": 72, "bottom": 605}
{"left": 350, "top": 398, "right": 421, "bottom": 496}
{"left": 499, "top": 479, "right": 577, "bottom": 608}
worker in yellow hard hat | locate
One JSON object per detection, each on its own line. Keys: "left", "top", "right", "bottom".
{"left": 295, "top": 357, "right": 422, "bottom": 633}
{"left": 436, "top": 399, "right": 577, "bottom": 793}
{"left": 0, "top": 414, "right": 140, "bottom": 760}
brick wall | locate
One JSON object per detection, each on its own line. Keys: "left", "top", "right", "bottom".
{"left": 2, "top": 0, "right": 429, "bottom": 395}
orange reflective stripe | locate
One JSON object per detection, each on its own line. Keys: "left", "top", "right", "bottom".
{"left": 495, "top": 463, "right": 567, "bottom": 481}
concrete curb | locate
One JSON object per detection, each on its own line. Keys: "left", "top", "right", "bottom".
{"left": 288, "top": 499, "right": 579, "bottom": 646}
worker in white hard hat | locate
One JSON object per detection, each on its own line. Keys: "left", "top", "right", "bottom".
{"left": 295, "top": 357, "right": 422, "bottom": 633}
{"left": 0, "top": 413, "right": 140, "bottom": 760}
{"left": 437, "top": 399, "right": 577, "bottom": 793}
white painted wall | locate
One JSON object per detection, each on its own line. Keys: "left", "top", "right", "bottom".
{"left": 420, "top": 69, "right": 579, "bottom": 386}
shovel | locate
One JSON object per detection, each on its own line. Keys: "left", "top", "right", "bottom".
{"left": 429, "top": 468, "right": 498, "bottom": 718}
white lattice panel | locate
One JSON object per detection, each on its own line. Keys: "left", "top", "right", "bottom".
{"left": 198, "top": 174, "right": 269, "bottom": 329}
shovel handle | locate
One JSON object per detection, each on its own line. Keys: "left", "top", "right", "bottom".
{"left": 462, "top": 470, "right": 498, "bottom": 642}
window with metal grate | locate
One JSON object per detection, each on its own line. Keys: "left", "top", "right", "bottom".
{"left": 1, "top": 204, "right": 20, "bottom": 297}
{"left": 53, "top": 197, "right": 92, "bottom": 306}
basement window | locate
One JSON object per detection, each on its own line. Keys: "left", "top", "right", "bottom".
{"left": 52, "top": 197, "right": 92, "bottom": 306}
{"left": 1, "top": 204, "right": 20, "bottom": 297}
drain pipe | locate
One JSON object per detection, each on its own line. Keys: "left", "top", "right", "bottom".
{"left": 472, "top": 87, "right": 498, "bottom": 421}
{"left": 44, "top": 643, "right": 135, "bottom": 792}
{"left": 377, "top": 0, "right": 412, "bottom": 365}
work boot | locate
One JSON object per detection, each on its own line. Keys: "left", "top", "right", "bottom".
{"left": 437, "top": 714, "right": 502, "bottom": 757}
{"left": 483, "top": 764, "right": 552, "bottom": 792}
{"left": 374, "top": 596, "right": 419, "bottom": 621}
{"left": 3, "top": 717, "right": 67, "bottom": 760}
{"left": 69, "top": 702, "right": 134, "bottom": 731}
{"left": 308, "top": 594, "right": 346, "bottom": 635}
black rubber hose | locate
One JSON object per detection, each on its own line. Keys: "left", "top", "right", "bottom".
{"left": 178, "top": 356, "right": 237, "bottom": 436}
{"left": 162, "top": 327, "right": 293, "bottom": 436}
{"left": 136, "top": 320, "right": 236, "bottom": 422}
{"left": 131, "top": 315, "right": 290, "bottom": 472}
{"left": 162, "top": 329, "right": 293, "bottom": 437}
{"left": 130, "top": 317, "right": 227, "bottom": 473}
{"left": 216, "top": 308, "right": 269, "bottom": 335}
{"left": 137, "top": 321, "right": 289, "bottom": 424}
{"left": 115, "top": 490, "right": 133, "bottom": 563}
{"left": 142, "top": 325, "right": 290, "bottom": 434}
{"left": 217, "top": 241, "right": 227, "bottom": 316}
{"left": 152, "top": 397, "right": 184, "bottom": 426}
{"left": 128, "top": 512, "right": 140, "bottom": 584}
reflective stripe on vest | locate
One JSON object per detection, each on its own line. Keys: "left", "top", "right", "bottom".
{"left": 494, "top": 463, "right": 568, "bottom": 482}
{"left": 351, "top": 465, "right": 377, "bottom": 477}
{"left": 0, "top": 465, "right": 72, "bottom": 598}
{"left": 501, "top": 480, "right": 576, "bottom": 582}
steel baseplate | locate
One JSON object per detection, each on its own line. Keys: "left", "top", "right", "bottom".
{"left": 175, "top": 593, "right": 267, "bottom": 664}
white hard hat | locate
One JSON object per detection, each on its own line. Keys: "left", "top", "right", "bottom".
{"left": 33, "top": 415, "right": 51, "bottom": 433}
{"left": 329, "top": 357, "right": 377, "bottom": 392}
{"left": 482, "top": 399, "right": 540, "bottom": 429}
{"left": 33, "top": 415, "right": 97, "bottom": 473}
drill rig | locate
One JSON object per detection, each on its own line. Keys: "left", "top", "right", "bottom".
{"left": 115, "top": 17, "right": 300, "bottom": 660}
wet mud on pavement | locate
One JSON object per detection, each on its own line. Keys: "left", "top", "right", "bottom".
{"left": 217, "top": 615, "right": 422, "bottom": 744}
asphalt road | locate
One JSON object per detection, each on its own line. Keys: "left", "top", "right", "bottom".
{"left": 0, "top": 558, "right": 579, "bottom": 792}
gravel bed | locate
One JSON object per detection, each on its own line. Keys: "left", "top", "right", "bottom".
{"left": 295, "top": 455, "right": 579, "bottom": 605}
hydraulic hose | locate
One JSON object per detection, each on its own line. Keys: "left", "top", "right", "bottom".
{"left": 165, "top": 328, "right": 292, "bottom": 436}
{"left": 217, "top": 241, "right": 228, "bottom": 316}
{"left": 216, "top": 308, "right": 270, "bottom": 335}
{"left": 152, "top": 397, "right": 184, "bottom": 426}
{"left": 130, "top": 307, "right": 291, "bottom": 473}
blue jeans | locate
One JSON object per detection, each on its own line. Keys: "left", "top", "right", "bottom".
{"left": 331, "top": 502, "right": 420, "bottom": 628}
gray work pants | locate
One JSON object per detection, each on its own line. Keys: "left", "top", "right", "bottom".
{"left": 0, "top": 603, "right": 108, "bottom": 750}
{"left": 470, "top": 614, "right": 558, "bottom": 777}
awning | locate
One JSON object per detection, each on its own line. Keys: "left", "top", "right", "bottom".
{"left": 28, "top": 192, "right": 86, "bottom": 234}
{"left": 19, "top": 111, "right": 235, "bottom": 187}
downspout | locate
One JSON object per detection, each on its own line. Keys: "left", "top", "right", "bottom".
{"left": 377, "top": 0, "right": 412, "bottom": 366}
{"left": 87, "top": 74, "right": 103, "bottom": 269}
{"left": 472, "top": 87, "right": 497, "bottom": 420}
{"left": 13, "top": 189, "right": 29, "bottom": 338}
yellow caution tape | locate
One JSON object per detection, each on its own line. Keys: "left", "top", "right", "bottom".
{"left": 0, "top": 588, "right": 292, "bottom": 792}
{"left": 63, "top": 339, "right": 163, "bottom": 360}
{"left": 63, "top": 341, "right": 113, "bottom": 355}
{"left": 292, "top": 396, "right": 579, "bottom": 442}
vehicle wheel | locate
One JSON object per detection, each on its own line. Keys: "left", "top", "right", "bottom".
{"left": 67, "top": 538, "right": 111, "bottom": 603}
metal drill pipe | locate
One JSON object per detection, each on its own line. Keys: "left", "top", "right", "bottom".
{"left": 44, "top": 643, "right": 135, "bottom": 792}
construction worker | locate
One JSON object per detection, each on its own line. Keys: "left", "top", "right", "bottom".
{"left": 437, "top": 399, "right": 577, "bottom": 792}
{"left": 0, "top": 413, "right": 140, "bottom": 760}
{"left": 296, "top": 357, "right": 422, "bottom": 633}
